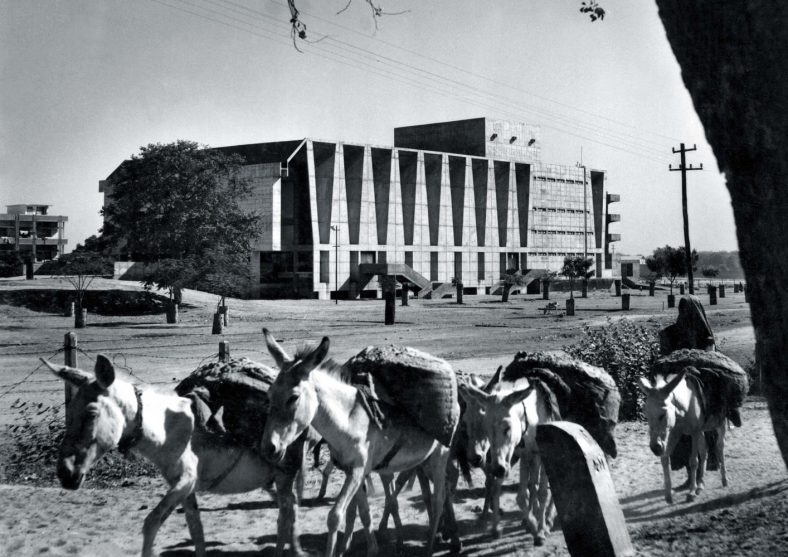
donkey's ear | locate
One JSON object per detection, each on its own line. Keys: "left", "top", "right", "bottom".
{"left": 94, "top": 354, "right": 116, "bottom": 390}
{"left": 263, "top": 328, "right": 291, "bottom": 368}
{"left": 638, "top": 377, "right": 653, "bottom": 396}
{"left": 300, "top": 337, "right": 330, "bottom": 373}
{"left": 502, "top": 386, "right": 534, "bottom": 409}
{"left": 458, "top": 382, "right": 491, "bottom": 407}
{"left": 40, "top": 359, "right": 91, "bottom": 387}
{"left": 484, "top": 365, "right": 503, "bottom": 394}
{"left": 658, "top": 368, "right": 689, "bottom": 398}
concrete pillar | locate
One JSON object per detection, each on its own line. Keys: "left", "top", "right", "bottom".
{"left": 621, "top": 293, "right": 631, "bottom": 311}
{"left": 709, "top": 285, "right": 718, "bottom": 305}
{"left": 614, "top": 280, "right": 621, "bottom": 297}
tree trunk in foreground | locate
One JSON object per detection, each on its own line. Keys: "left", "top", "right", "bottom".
{"left": 657, "top": 0, "right": 788, "bottom": 467}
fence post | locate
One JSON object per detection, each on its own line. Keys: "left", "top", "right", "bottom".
{"left": 64, "top": 332, "right": 78, "bottom": 419}
{"left": 219, "top": 341, "right": 230, "bottom": 363}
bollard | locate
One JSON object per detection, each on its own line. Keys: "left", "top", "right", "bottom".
{"left": 621, "top": 293, "right": 630, "bottom": 311}
{"left": 679, "top": 283, "right": 685, "bottom": 295}
{"left": 709, "top": 285, "right": 718, "bottom": 305}
{"left": 542, "top": 279, "right": 551, "bottom": 300}
{"left": 212, "top": 312, "right": 224, "bottom": 334}
{"left": 614, "top": 280, "right": 621, "bottom": 297}
{"left": 64, "top": 301, "right": 74, "bottom": 317}
{"left": 401, "top": 283, "right": 409, "bottom": 306}
{"left": 381, "top": 276, "right": 396, "bottom": 325}
{"left": 581, "top": 279, "right": 588, "bottom": 298}
{"left": 537, "top": 422, "right": 634, "bottom": 557}
{"left": 719, "top": 284, "right": 726, "bottom": 298}
{"left": 166, "top": 302, "right": 179, "bottom": 324}
{"left": 219, "top": 341, "right": 230, "bottom": 362}
{"left": 667, "top": 294, "right": 675, "bottom": 309}
{"left": 75, "top": 308, "right": 87, "bottom": 329}
{"left": 64, "top": 333, "right": 79, "bottom": 420}
{"left": 566, "top": 297, "right": 575, "bottom": 316}
{"left": 219, "top": 305, "right": 229, "bottom": 326}
{"left": 456, "top": 281, "right": 463, "bottom": 304}
{"left": 649, "top": 282, "right": 655, "bottom": 297}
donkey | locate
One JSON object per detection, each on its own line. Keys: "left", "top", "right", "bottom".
{"left": 259, "top": 329, "right": 458, "bottom": 557}
{"left": 43, "top": 355, "right": 304, "bottom": 557}
{"left": 639, "top": 368, "right": 728, "bottom": 504}
{"left": 458, "top": 374, "right": 558, "bottom": 546}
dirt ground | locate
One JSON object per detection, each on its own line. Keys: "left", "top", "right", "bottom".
{"left": 1, "top": 278, "right": 783, "bottom": 556}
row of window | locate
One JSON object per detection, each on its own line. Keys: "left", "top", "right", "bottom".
{"left": 531, "top": 229, "right": 593, "bottom": 236}
{"left": 533, "top": 176, "right": 584, "bottom": 184}
{"left": 532, "top": 207, "right": 589, "bottom": 214}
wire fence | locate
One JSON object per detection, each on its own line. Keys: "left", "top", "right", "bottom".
{"left": 0, "top": 334, "right": 253, "bottom": 403}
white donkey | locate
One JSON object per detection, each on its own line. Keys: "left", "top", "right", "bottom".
{"left": 458, "top": 374, "right": 558, "bottom": 546}
{"left": 639, "top": 368, "right": 728, "bottom": 504}
{"left": 259, "top": 329, "right": 459, "bottom": 557}
{"left": 43, "top": 355, "right": 304, "bottom": 557}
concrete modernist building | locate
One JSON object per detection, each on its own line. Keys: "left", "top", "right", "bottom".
{"left": 101, "top": 117, "right": 620, "bottom": 298}
{"left": 0, "top": 204, "right": 68, "bottom": 261}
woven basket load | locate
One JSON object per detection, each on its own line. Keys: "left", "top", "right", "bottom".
{"left": 653, "top": 349, "right": 748, "bottom": 420}
{"left": 175, "top": 358, "right": 277, "bottom": 448}
{"left": 501, "top": 350, "right": 621, "bottom": 458}
{"left": 344, "top": 345, "right": 459, "bottom": 447}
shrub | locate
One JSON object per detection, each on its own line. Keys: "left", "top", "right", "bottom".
{"left": 564, "top": 318, "right": 661, "bottom": 420}
{"left": 2, "top": 399, "right": 158, "bottom": 487}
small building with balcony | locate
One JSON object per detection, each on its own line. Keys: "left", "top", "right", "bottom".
{"left": 0, "top": 204, "right": 68, "bottom": 261}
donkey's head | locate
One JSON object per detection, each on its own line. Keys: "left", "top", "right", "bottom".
{"left": 261, "top": 329, "right": 329, "bottom": 463}
{"left": 43, "top": 355, "right": 129, "bottom": 489}
{"left": 459, "top": 380, "right": 534, "bottom": 479}
{"left": 638, "top": 369, "right": 688, "bottom": 456}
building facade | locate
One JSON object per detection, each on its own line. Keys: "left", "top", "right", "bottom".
{"left": 0, "top": 204, "right": 68, "bottom": 261}
{"left": 101, "top": 117, "right": 621, "bottom": 298}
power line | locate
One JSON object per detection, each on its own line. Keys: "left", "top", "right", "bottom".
{"left": 150, "top": 0, "right": 673, "bottom": 164}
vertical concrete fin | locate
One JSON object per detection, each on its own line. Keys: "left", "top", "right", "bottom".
{"left": 515, "top": 163, "right": 531, "bottom": 248}
{"left": 494, "top": 160, "right": 510, "bottom": 247}
{"left": 371, "top": 147, "right": 392, "bottom": 245}
{"left": 449, "top": 155, "right": 466, "bottom": 247}
{"left": 398, "top": 150, "right": 418, "bottom": 246}
{"left": 313, "top": 141, "right": 336, "bottom": 245}
{"left": 343, "top": 144, "right": 364, "bottom": 245}
{"left": 472, "top": 158, "right": 488, "bottom": 247}
{"left": 424, "top": 153, "right": 442, "bottom": 246}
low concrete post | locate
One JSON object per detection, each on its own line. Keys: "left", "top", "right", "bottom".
{"left": 566, "top": 297, "right": 575, "bottom": 316}
{"left": 667, "top": 294, "right": 676, "bottom": 308}
{"left": 537, "top": 422, "right": 634, "bottom": 557}
{"left": 381, "top": 276, "right": 396, "bottom": 325}
{"left": 709, "top": 285, "right": 718, "bottom": 305}
{"left": 621, "top": 293, "right": 630, "bottom": 311}
{"left": 64, "top": 333, "right": 79, "bottom": 420}
{"left": 648, "top": 282, "right": 655, "bottom": 297}
{"left": 614, "top": 280, "right": 621, "bottom": 297}
{"left": 401, "top": 283, "right": 409, "bottom": 306}
{"left": 166, "top": 302, "right": 178, "bottom": 324}
{"left": 719, "top": 284, "right": 726, "bottom": 298}
{"left": 212, "top": 312, "right": 224, "bottom": 335}
{"left": 64, "top": 301, "right": 74, "bottom": 317}
{"left": 456, "top": 281, "right": 463, "bottom": 304}
{"left": 679, "top": 283, "right": 685, "bottom": 295}
{"left": 542, "top": 279, "right": 551, "bottom": 300}
{"left": 74, "top": 307, "right": 86, "bottom": 329}
{"left": 219, "top": 341, "right": 230, "bottom": 362}
{"left": 581, "top": 279, "right": 588, "bottom": 298}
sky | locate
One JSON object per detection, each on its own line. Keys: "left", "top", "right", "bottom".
{"left": 0, "top": 0, "right": 739, "bottom": 257}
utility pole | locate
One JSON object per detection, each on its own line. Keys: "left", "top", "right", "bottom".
{"left": 331, "top": 224, "right": 339, "bottom": 304}
{"left": 669, "top": 143, "right": 703, "bottom": 295}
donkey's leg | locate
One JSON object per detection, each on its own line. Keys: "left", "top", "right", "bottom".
{"left": 442, "top": 460, "right": 462, "bottom": 554}
{"left": 182, "top": 493, "right": 206, "bottom": 557}
{"left": 695, "top": 432, "right": 708, "bottom": 494}
{"left": 479, "top": 470, "right": 493, "bottom": 523}
{"left": 718, "top": 425, "right": 728, "bottom": 487}
{"left": 327, "top": 467, "right": 366, "bottom": 557}
{"left": 355, "top": 486, "right": 379, "bottom": 557}
{"left": 274, "top": 468, "right": 303, "bottom": 557}
{"left": 686, "top": 434, "right": 700, "bottom": 502}
{"left": 533, "top": 460, "right": 552, "bottom": 546}
{"left": 142, "top": 471, "right": 196, "bottom": 557}
{"left": 661, "top": 455, "right": 673, "bottom": 505}
{"left": 425, "top": 450, "right": 449, "bottom": 557}
{"left": 516, "top": 455, "right": 538, "bottom": 540}
{"left": 338, "top": 496, "right": 358, "bottom": 556}
{"left": 318, "top": 459, "right": 334, "bottom": 501}
{"left": 378, "top": 473, "right": 405, "bottom": 554}
{"left": 415, "top": 467, "right": 433, "bottom": 525}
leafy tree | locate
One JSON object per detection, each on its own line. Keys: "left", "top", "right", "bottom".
{"left": 701, "top": 267, "right": 719, "bottom": 280}
{"left": 648, "top": 245, "right": 698, "bottom": 295}
{"left": 193, "top": 249, "right": 252, "bottom": 310}
{"left": 500, "top": 270, "right": 528, "bottom": 302}
{"left": 0, "top": 251, "right": 24, "bottom": 278}
{"left": 560, "top": 256, "right": 593, "bottom": 299}
{"left": 102, "top": 140, "right": 261, "bottom": 302}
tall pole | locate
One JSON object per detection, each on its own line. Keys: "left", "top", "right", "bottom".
{"left": 331, "top": 224, "right": 339, "bottom": 304}
{"left": 670, "top": 143, "right": 703, "bottom": 295}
